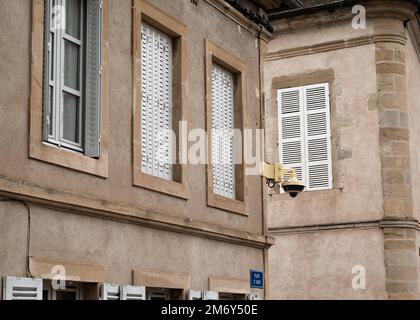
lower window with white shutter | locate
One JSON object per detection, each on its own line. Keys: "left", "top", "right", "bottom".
{"left": 133, "top": 1, "right": 189, "bottom": 200}
{"left": 278, "top": 83, "right": 333, "bottom": 192}
{"left": 2, "top": 276, "right": 43, "bottom": 300}
{"left": 206, "top": 40, "right": 248, "bottom": 216}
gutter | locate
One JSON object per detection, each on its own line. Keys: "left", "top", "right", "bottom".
{"left": 268, "top": 0, "right": 420, "bottom": 21}
{"left": 268, "top": 0, "right": 359, "bottom": 20}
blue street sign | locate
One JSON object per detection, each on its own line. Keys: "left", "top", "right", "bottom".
{"left": 250, "top": 270, "right": 264, "bottom": 289}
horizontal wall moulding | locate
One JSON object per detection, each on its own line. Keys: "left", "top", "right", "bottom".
{"left": 266, "top": 34, "right": 407, "bottom": 61}
{"left": 0, "top": 175, "right": 274, "bottom": 249}
{"left": 268, "top": 218, "right": 420, "bottom": 235}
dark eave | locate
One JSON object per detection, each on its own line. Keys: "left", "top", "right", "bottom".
{"left": 224, "top": 0, "right": 275, "bottom": 32}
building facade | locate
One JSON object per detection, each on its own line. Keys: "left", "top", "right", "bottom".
{"left": 265, "top": 0, "right": 420, "bottom": 300}
{"left": 0, "top": 0, "right": 274, "bottom": 300}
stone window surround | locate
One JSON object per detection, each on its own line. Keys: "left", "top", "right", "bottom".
{"left": 132, "top": 0, "right": 189, "bottom": 200}
{"left": 205, "top": 39, "right": 249, "bottom": 216}
{"left": 29, "top": 0, "right": 110, "bottom": 178}
{"left": 269, "top": 68, "right": 345, "bottom": 195}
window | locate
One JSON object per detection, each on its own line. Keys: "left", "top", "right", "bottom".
{"left": 30, "top": 0, "right": 109, "bottom": 177}
{"left": 43, "top": 280, "right": 83, "bottom": 300}
{"left": 140, "top": 22, "right": 174, "bottom": 181}
{"left": 211, "top": 63, "right": 236, "bottom": 199}
{"left": 205, "top": 40, "right": 248, "bottom": 215}
{"left": 43, "top": 0, "right": 102, "bottom": 156}
{"left": 133, "top": 0, "right": 188, "bottom": 199}
{"left": 278, "top": 83, "right": 332, "bottom": 191}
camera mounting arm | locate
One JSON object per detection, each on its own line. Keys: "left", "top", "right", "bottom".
{"left": 261, "top": 162, "right": 306, "bottom": 198}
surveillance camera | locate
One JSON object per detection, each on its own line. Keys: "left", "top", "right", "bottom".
{"left": 281, "top": 179, "right": 305, "bottom": 198}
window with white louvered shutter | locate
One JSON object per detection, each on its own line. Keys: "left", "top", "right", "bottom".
{"left": 140, "top": 22, "right": 173, "bottom": 181}
{"left": 120, "top": 285, "right": 146, "bottom": 300}
{"left": 2, "top": 277, "right": 43, "bottom": 300}
{"left": 278, "top": 83, "right": 332, "bottom": 191}
{"left": 211, "top": 63, "right": 235, "bottom": 199}
{"left": 100, "top": 283, "right": 120, "bottom": 300}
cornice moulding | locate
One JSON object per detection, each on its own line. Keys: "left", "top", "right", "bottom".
{"left": 266, "top": 33, "right": 407, "bottom": 61}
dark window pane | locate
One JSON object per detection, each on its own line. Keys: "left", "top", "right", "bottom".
{"left": 64, "top": 40, "right": 80, "bottom": 90}
{"left": 55, "top": 291, "right": 77, "bottom": 300}
{"left": 62, "top": 92, "right": 80, "bottom": 143}
{"left": 65, "top": 0, "right": 81, "bottom": 39}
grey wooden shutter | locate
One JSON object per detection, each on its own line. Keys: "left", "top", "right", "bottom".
{"left": 278, "top": 87, "right": 305, "bottom": 183}
{"left": 120, "top": 285, "right": 146, "bottom": 300}
{"left": 140, "top": 22, "right": 173, "bottom": 180}
{"left": 84, "top": 0, "right": 102, "bottom": 158}
{"left": 100, "top": 283, "right": 120, "bottom": 300}
{"left": 211, "top": 64, "right": 235, "bottom": 199}
{"left": 2, "top": 277, "right": 43, "bottom": 300}
{"left": 303, "top": 83, "right": 332, "bottom": 190}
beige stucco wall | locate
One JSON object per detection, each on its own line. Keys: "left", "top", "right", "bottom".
{"left": 265, "top": 20, "right": 382, "bottom": 228}
{"left": 0, "top": 0, "right": 263, "bottom": 235}
{"left": 268, "top": 229, "right": 387, "bottom": 299}
{"left": 264, "top": 15, "right": 389, "bottom": 299}
{"left": 0, "top": 201, "right": 264, "bottom": 290}
{"left": 406, "top": 30, "right": 420, "bottom": 297}
{"left": 0, "top": 0, "right": 267, "bottom": 296}
{"left": 406, "top": 31, "right": 420, "bottom": 223}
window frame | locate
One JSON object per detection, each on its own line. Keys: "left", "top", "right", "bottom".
{"left": 47, "top": 0, "right": 85, "bottom": 152}
{"left": 277, "top": 82, "right": 333, "bottom": 192}
{"left": 29, "top": 0, "right": 109, "bottom": 177}
{"left": 205, "top": 40, "right": 248, "bottom": 216}
{"left": 132, "top": 0, "right": 189, "bottom": 200}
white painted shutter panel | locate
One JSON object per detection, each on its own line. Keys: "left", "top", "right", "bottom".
{"left": 120, "top": 285, "right": 146, "bottom": 300}
{"left": 247, "top": 293, "right": 263, "bottom": 300}
{"left": 202, "top": 291, "right": 219, "bottom": 300}
{"left": 211, "top": 64, "right": 235, "bottom": 199}
{"left": 187, "top": 289, "right": 202, "bottom": 300}
{"left": 304, "top": 83, "right": 332, "bottom": 190}
{"left": 100, "top": 283, "right": 120, "bottom": 300}
{"left": 278, "top": 88, "right": 305, "bottom": 183}
{"left": 2, "top": 277, "right": 42, "bottom": 300}
{"left": 140, "top": 22, "right": 173, "bottom": 181}
{"left": 84, "top": 0, "right": 102, "bottom": 158}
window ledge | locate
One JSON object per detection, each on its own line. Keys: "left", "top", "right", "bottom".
{"left": 29, "top": 141, "right": 108, "bottom": 178}
{"left": 207, "top": 193, "right": 248, "bottom": 216}
{"left": 133, "top": 169, "right": 189, "bottom": 200}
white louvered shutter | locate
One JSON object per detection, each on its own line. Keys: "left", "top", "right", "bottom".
{"left": 211, "top": 64, "right": 235, "bottom": 199}
{"left": 247, "top": 293, "right": 263, "bottom": 300}
{"left": 2, "top": 277, "right": 43, "bottom": 300}
{"left": 120, "top": 285, "right": 146, "bottom": 300}
{"left": 100, "top": 283, "right": 120, "bottom": 300}
{"left": 278, "top": 88, "right": 305, "bottom": 183}
{"left": 187, "top": 289, "right": 202, "bottom": 300}
{"left": 303, "top": 83, "right": 332, "bottom": 190}
{"left": 140, "top": 22, "right": 173, "bottom": 181}
{"left": 202, "top": 291, "right": 219, "bottom": 300}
